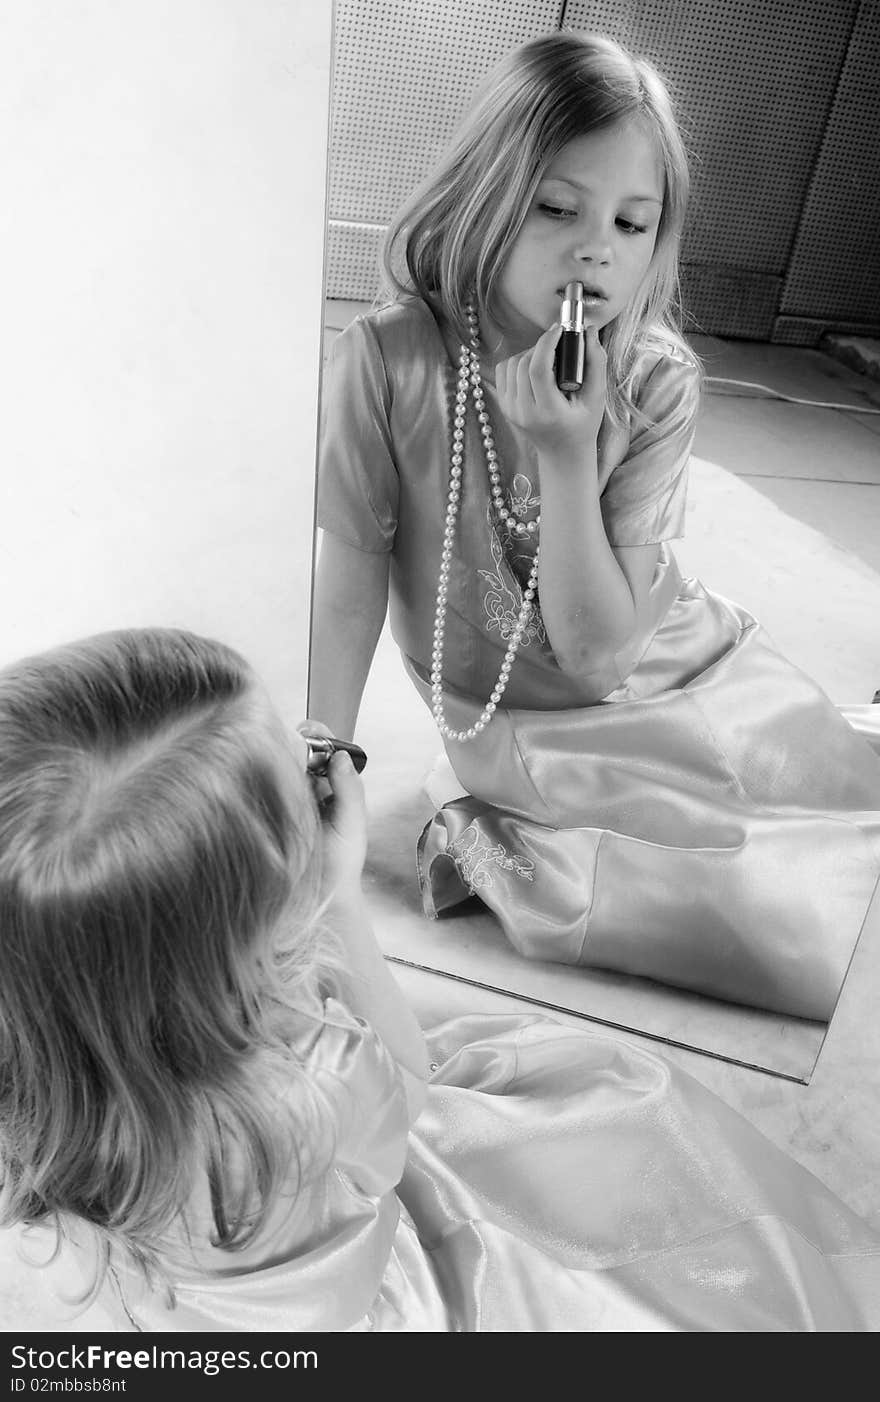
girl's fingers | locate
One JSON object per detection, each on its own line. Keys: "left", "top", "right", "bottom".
{"left": 530, "top": 322, "right": 563, "bottom": 382}
{"left": 319, "top": 750, "right": 368, "bottom": 888}
{"left": 327, "top": 746, "right": 358, "bottom": 784}
{"left": 496, "top": 350, "right": 532, "bottom": 411}
{"left": 497, "top": 322, "right": 581, "bottom": 415}
{"left": 297, "top": 717, "right": 333, "bottom": 739}
{"left": 322, "top": 746, "right": 358, "bottom": 805}
{"left": 324, "top": 749, "right": 367, "bottom": 837}
{"left": 516, "top": 350, "right": 537, "bottom": 404}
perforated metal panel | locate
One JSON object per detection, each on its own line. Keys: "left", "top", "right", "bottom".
{"left": 680, "top": 264, "right": 781, "bottom": 340}
{"left": 329, "top": 0, "right": 562, "bottom": 225}
{"left": 564, "top": 0, "right": 855, "bottom": 269}
{"left": 326, "top": 220, "right": 385, "bottom": 300}
{"left": 326, "top": 0, "right": 880, "bottom": 341}
{"left": 781, "top": 0, "right": 880, "bottom": 324}
{"left": 767, "top": 314, "right": 880, "bottom": 346}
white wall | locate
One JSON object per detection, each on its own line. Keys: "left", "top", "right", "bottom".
{"left": 0, "top": 0, "right": 332, "bottom": 716}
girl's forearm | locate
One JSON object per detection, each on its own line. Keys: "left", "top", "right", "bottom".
{"left": 308, "top": 534, "right": 390, "bottom": 740}
{"left": 328, "top": 885, "right": 430, "bottom": 1105}
{"left": 536, "top": 451, "right": 636, "bottom": 676}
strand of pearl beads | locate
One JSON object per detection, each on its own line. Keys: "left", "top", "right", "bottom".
{"left": 430, "top": 307, "right": 541, "bottom": 743}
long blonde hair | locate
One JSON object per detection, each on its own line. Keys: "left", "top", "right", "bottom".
{"left": 382, "top": 31, "right": 697, "bottom": 425}
{"left": 0, "top": 627, "right": 336, "bottom": 1291}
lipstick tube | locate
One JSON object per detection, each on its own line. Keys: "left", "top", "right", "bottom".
{"left": 305, "top": 735, "right": 368, "bottom": 778}
{"left": 555, "top": 280, "right": 585, "bottom": 393}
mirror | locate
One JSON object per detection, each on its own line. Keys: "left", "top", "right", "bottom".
{"left": 0, "top": 0, "right": 332, "bottom": 720}
{"left": 311, "top": 0, "right": 880, "bottom": 1081}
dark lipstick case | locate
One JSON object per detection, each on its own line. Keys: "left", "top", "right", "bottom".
{"left": 305, "top": 735, "right": 368, "bottom": 778}
{"left": 555, "top": 280, "right": 586, "bottom": 393}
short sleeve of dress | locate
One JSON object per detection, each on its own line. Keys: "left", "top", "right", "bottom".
{"left": 300, "top": 996, "right": 426, "bottom": 1198}
{"left": 600, "top": 351, "right": 700, "bottom": 547}
{"left": 316, "top": 316, "right": 399, "bottom": 553}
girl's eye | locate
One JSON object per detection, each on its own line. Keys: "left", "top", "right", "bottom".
{"left": 538, "top": 203, "right": 649, "bottom": 233}
{"left": 537, "top": 202, "right": 576, "bottom": 219}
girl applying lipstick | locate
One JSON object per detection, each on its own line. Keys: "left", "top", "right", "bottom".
{"left": 312, "top": 31, "right": 880, "bottom": 1021}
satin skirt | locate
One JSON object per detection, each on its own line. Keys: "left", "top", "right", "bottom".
{"left": 50, "top": 1015, "right": 880, "bottom": 1332}
{"left": 412, "top": 579, "right": 880, "bottom": 1021}
{"left": 399, "top": 1014, "right": 880, "bottom": 1331}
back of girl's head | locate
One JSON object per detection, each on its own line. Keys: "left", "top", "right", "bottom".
{"left": 0, "top": 627, "right": 329, "bottom": 1281}
{"left": 383, "top": 31, "right": 693, "bottom": 415}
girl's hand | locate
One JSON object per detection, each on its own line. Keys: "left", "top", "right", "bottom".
{"left": 297, "top": 720, "right": 367, "bottom": 900}
{"left": 495, "top": 322, "right": 606, "bottom": 464}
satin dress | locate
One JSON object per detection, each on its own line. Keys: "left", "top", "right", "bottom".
{"left": 318, "top": 298, "right": 880, "bottom": 1021}
{"left": 62, "top": 999, "right": 880, "bottom": 1332}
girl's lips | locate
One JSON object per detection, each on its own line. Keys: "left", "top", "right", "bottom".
{"left": 556, "top": 285, "right": 607, "bottom": 303}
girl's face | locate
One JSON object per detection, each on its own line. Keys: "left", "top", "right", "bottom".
{"left": 494, "top": 117, "right": 664, "bottom": 354}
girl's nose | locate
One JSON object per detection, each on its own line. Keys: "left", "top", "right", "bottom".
{"left": 572, "top": 219, "right": 612, "bottom": 264}
{"left": 574, "top": 241, "right": 612, "bottom": 266}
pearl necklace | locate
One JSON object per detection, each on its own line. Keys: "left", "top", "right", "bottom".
{"left": 430, "top": 303, "right": 541, "bottom": 743}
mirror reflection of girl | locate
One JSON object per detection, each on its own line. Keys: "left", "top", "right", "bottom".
{"left": 311, "top": 31, "right": 880, "bottom": 1022}
{"left": 3, "top": 626, "right": 880, "bottom": 1332}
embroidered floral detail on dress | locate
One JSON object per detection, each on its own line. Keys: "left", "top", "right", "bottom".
{"left": 508, "top": 472, "right": 541, "bottom": 520}
{"left": 447, "top": 821, "right": 536, "bottom": 892}
{"left": 479, "top": 476, "right": 546, "bottom": 646}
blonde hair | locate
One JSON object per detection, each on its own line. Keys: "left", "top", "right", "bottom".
{"left": 382, "top": 31, "right": 697, "bottom": 425}
{"left": 0, "top": 627, "right": 337, "bottom": 1294}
